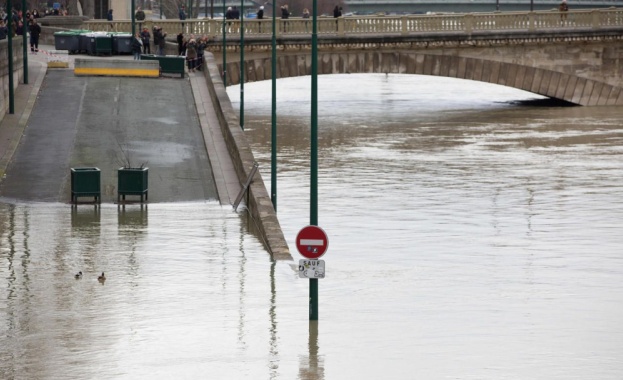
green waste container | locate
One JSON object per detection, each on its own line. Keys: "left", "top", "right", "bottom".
{"left": 94, "top": 34, "right": 113, "bottom": 55}
{"left": 71, "top": 167, "right": 101, "bottom": 204}
{"left": 111, "top": 33, "right": 133, "bottom": 54}
{"left": 141, "top": 54, "right": 185, "bottom": 78}
{"left": 118, "top": 167, "right": 149, "bottom": 203}
{"left": 54, "top": 31, "right": 81, "bottom": 52}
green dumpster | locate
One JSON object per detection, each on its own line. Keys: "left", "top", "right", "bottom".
{"left": 141, "top": 54, "right": 185, "bottom": 78}
{"left": 71, "top": 167, "right": 101, "bottom": 204}
{"left": 54, "top": 31, "right": 81, "bottom": 53}
{"left": 118, "top": 167, "right": 149, "bottom": 203}
{"left": 111, "top": 33, "right": 133, "bottom": 55}
{"left": 94, "top": 34, "right": 113, "bottom": 56}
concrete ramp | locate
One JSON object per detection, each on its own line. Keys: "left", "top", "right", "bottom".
{"left": 74, "top": 58, "right": 159, "bottom": 78}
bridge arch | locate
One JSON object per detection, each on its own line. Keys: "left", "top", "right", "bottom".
{"left": 222, "top": 52, "right": 622, "bottom": 106}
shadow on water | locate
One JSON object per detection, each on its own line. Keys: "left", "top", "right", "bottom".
{"left": 504, "top": 97, "right": 578, "bottom": 107}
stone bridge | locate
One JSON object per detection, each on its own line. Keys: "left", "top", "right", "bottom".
{"left": 86, "top": 8, "right": 623, "bottom": 105}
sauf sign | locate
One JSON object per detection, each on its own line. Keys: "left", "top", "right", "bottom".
{"left": 296, "top": 225, "right": 328, "bottom": 279}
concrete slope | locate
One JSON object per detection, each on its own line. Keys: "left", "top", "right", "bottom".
{"left": 0, "top": 70, "right": 218, "bottom": 203}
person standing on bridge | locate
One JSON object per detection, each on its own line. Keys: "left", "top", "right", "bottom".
{"left": 107, "top": 9, "right": 113, "bottom": 30}
{"left": 179, "top": 5, "right": 187, "bottom": 29}
{"left": 281, "top": 4, "right": 289, "bottom": 33}
{"left": 135, "top": 6, "right": 145, "bottom": 30}
{"left": 559, "top": 0, "right": 569, "bottom": 22}
{"left": 28, "top": 18, "right": 41, "bottom": 53}
{"left": 140, "top": 27, "right": 151, "bottom": 54}
{"left": 131, "top": 32, "right": 143, "bottom": 60}
{"left": 257, "top": 5, "right": 264, "bottom": 33}
{"left": 302, "top": 8, "right": 310, "bottom": 32}
{"left": 333, "top": 5, "right": 342, "bottom": 31}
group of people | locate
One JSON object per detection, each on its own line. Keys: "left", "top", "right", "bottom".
{"left": 129, "top": 24, "right": 168, "bottom": 59}
{"left": 1, "top": 8, "right": 42, "bottom": 52}
{"left": 177, "top": 33, "right": 212, "bottom": 71}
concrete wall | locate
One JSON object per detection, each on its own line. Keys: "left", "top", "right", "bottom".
{"left": 201, "top": 53, "right": 291, "bottom": 261}
{"left": 0, "top": 39, "right": 24, "bottom": 122}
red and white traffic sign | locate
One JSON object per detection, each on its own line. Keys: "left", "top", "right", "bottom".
{"left": 296, "top": 225, "right": 329, "bottom": 259}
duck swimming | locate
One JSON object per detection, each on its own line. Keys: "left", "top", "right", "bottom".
{"left": 97, "top": 272, "right": 106, "bottom": 282}
{"left": 74, "top": 271, "right": 83, "bottom": 279}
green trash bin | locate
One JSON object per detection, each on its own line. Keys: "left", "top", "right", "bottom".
{"left": 71, "top": 167, "right": 101, "bottom": 204}
{"left": 54, "top": 31, "right": 80, "bottom": 53}
{"left": 111, "top": 33, "right": 133, "bottom": 55}
{"left": 94, "top": 34, "right": 113, "bottom": 56}
{"left": 118, "top": 167, "right": 149, "bottom": 203}
{"left": 141, "top": 54, "right": 185, "bottom": 78}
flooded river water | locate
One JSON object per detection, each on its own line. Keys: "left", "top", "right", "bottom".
{"left": 1, "top": 74, "right": 622, "bottom": 379}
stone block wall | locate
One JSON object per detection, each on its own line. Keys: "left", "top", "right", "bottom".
{"left": 0, "top": 39, "right": 24, "bottom": 122}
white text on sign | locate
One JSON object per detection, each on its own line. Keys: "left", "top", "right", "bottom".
{"left": 298, "top": 259, "right": 325, "bottom": 279}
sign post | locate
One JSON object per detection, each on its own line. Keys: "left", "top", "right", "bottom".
{"left": 296, "top": 225, "right": 328, "bottom": 320}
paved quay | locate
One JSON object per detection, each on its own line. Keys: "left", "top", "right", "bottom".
{"left": 0, "top": 46, "right": 241, "bottom": 205}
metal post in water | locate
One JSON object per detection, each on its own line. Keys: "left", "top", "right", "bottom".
{"left": 309, "top": 0, "right": 319, "bottom": 321}
{"left": 239, "top": 0, "right": 245, "bottom": 130}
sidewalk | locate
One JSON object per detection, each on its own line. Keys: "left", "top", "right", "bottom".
{"left": 0, "top": 48, "right": 48, "bottom": 180}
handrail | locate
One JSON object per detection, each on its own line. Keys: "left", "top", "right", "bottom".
{"left": 84, "top": 8, "right": 623, "bottom": 37}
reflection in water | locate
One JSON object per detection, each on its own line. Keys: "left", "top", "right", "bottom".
{"left": 299, "top": 321, "right": 324, "bottom": 380}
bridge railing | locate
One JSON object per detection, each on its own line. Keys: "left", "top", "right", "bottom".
{"left": 84, "top": 8, "right": 623, "bottom": 37}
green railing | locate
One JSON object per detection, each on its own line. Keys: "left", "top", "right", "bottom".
{"left": 84, "top": 8, "right": 623, "bottom": 37}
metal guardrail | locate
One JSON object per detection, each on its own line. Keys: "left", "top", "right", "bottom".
{"left": 84, "top": 8, "right": 623, "bottom": 38}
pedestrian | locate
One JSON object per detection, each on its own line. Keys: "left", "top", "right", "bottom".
{"left": 157, "top": 27, "right": 167, "bottom": 56}
{"left": 333, "top": 5, "right": 341, "bottom": 31}
{"left": 140, "top": 27, "right": 151, "bottom": 54}
{"left": 0, "top": 20, "right": 7, "bottom": 40}
{"left": 135, "top": 6, "right": 145, "bottom": 29}
{"left": 559, "top": 0, "right": 569, "bottom": 21}
{"left": 177, "top": 32, "right": 185, "bottom": 55}
{"left": 131, "top": 32, "right": 143, "bottom": 60}
{"left": 257, "top": 5, "right": 264, "bottom": 32}
{"left": 196, "top": 36, "right": 207, "bottom": 70}
{"left": 186, "top": 38, "right": 197, "bottom": 72}
{"left": 281, "top": 4, "right": 289, "bottom": 32}
{"left": 107, "top": 9, "right": 113, "bottom": 30}
{"left": 179, "top": 5, "right": 187, "bottom": 28}
{"left": 302, "top": 8, "right": 310, "bottom": 32}
{"left": 29, "top": 18, "right": 41, "bottom": 53}
{"left": 232, "top": 6, "right": 240, "bottom": 20}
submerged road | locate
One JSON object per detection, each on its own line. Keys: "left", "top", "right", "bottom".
{"left": 0, "top": 70, "right": 218, "bottom": 203}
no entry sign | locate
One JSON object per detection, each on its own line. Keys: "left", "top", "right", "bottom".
{"left": 296, "top": 225, "right": 329, "bottom": 259}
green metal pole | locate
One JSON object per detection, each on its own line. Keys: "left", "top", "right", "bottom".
{"left": 160, "top": 0, "right": 162, "bottom": 19}
{"left": 22, "top": 0, "right": 28, "bottom": 84}
{"left": 309, "top": 0, "right": 319, "bottom": 321}
{"left": 131, "top": 0, "right": 136, "bottom": 36}
{"left": 222, "top": 1, "right": 227, "bottom": 86}
{"left": 7, "top": 0, "right": 15, "bottom": 114}
{"left": 239, "top": 0, "right": 244, "bottom": 130}
{"left": 270, "top": 0, "right": 277, "bottom": 210}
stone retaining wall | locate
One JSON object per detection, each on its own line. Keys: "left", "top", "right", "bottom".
{"left": 201, "top": 53, "right": 291, "bottom": 261}
{"left": 0, "top": 39, "right": 24, "bottom": 122}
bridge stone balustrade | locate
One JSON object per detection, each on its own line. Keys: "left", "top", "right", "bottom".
{"left": 83, "top": 8, "right": 623, "bottom": 37}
